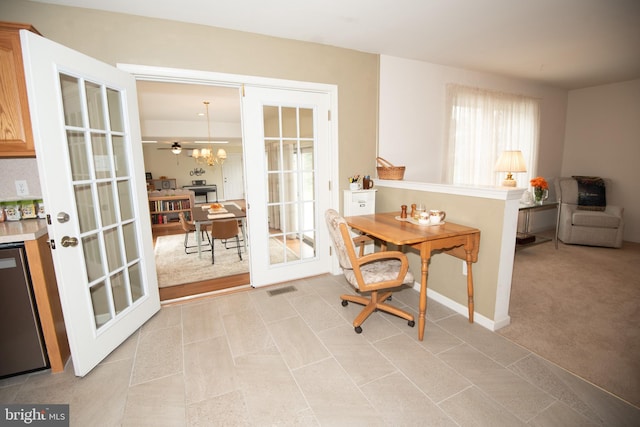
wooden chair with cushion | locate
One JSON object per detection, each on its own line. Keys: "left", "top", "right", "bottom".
{"left": 324, "top": 209, "right": 415, "bottom": 334}
{"left": 210, "top": 219, "right": 243, "bottom": 264}
{"left": 178, "top": 211, "right": 211, "bottom": 254}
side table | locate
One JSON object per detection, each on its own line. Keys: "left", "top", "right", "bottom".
{"left": 517, "top": 201, "right": 559, "bottom": 249}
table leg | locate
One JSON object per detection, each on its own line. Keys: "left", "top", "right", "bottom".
{"left": 196, "top": 222, "right": 203, "bottom": 259}
{"left": 466, "top": 255, "right": 474, "bottom": 323}
{"left": 241, "top": 218, "right": 248, "bottom": 250}
{"left": 418, "top": 244, "right": 431, "bottom": 341}
{"left": 555, "top": 203, "right": 561, "bottom": 249}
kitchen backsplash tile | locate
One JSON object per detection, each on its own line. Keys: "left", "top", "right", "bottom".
{"left": 0, "top": 158, "right": 42, "bottom": 201}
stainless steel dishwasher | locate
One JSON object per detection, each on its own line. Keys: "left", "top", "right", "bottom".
{"left": 0, "top": 242, "right": 50, "bottom": 378}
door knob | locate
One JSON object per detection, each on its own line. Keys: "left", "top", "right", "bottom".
{"left": 60, "top": 236, "right": 78, "bottom": 247}
{"left": 57, "top": 212, "right": 70, "bottom": 223}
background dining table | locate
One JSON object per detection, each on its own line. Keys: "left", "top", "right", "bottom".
{"left": 191, "top": 203, "right": 247, "bottom": 258}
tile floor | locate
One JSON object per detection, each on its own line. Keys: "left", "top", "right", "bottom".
{"left": 1, "top": 274, "right": 638, "bottom": 426}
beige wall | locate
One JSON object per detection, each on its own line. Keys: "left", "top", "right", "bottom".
{"left": 379, "top": 55, "right": 568, "bottom": 185}
{"left": 142, "top": 146, "right": 244, "bottom": 197}
{"left": 1, "top": 0, "right": 379, "bottom": 211}
{"left": 562, "top": 79, "right": 640, "bottom": 243}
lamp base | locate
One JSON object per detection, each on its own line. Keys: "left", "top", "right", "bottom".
{"left": 502, "top": 179, "right": 517, "bottom": 187}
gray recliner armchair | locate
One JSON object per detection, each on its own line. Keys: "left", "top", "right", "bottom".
{"left": 555, "top": 177, "right": 624, "bottom": 248}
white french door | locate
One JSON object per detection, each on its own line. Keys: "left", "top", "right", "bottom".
{"left": 242, "top": 87, "right": 332, "bottom": 287}
{"left": 21, "top": 31, "right": 159, "bottom": 376}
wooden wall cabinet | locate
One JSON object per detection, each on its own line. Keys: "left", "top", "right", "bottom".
{"left": 149, "top": 193, "right": 194, "bottom": 228}
{"left": 0, "top": 22, "right": 40, "bottom": 157}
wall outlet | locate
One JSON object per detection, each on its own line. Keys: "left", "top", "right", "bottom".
{"left": 15, "top": 180, "right": 29, "bottom": 197}
{"left": 462, "top": 261, "right": 467, "bottom": 276}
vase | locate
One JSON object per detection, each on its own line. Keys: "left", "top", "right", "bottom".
{"left": 534, "top": 187, "right": 548, "bottom": 204}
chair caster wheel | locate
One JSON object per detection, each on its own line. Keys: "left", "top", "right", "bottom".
{"left": 354, "top": 326, "right": 362, "bottom": 334}
{"left": 408, "top": 320, "right": 415, "bottom": 327}
{"left": 341, "top": 300, "right": 348, "bottom": 307}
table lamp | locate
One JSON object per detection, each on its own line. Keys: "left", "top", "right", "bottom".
{"left": 495, "top": 150, "right": 526, "bottom": 187}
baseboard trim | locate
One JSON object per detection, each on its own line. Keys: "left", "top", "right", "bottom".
{"left": 410, "top": 282, "right": 507, "bottom": 331}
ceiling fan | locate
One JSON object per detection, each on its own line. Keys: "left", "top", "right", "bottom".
{"left": 156, "top": 141, "right": 183, "bottom": 154}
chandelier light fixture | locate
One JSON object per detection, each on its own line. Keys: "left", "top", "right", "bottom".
{"left": 192, "top": 101, "right": 227, "bottom": 167}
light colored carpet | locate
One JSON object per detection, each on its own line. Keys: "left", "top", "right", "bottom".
{"left": 154, "top": 233, "right": 248, "bottom": 287}
{"left": 498, "top": 235, "right": 640, "bottom": 407}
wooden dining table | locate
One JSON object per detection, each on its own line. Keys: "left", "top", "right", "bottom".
{"left": 191, "top": 203, "right": 247, "bottom": 258}
{"left": 344, "top": 212, "right": 480, "bottom": 341}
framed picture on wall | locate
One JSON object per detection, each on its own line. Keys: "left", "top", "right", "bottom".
{"left": 145, "top": 172, "right": 152, "bottom": 180}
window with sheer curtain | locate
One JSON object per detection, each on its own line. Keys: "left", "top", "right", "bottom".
{"left": 443, "top": 84, "right": 540, "bottom": 187}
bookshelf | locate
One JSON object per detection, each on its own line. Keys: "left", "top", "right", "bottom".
{"left": 148, "top": 192, "right": 194, "bottom": 228}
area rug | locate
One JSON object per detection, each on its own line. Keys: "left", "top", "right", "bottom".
{"left": 154, "top": 234, "right": 300, "bottom": 288}
{"left": 154, "top": 234, "right": 249, "bottom": 288}
{"left": 498, "top": 237, "right": 640, "bottom": 407}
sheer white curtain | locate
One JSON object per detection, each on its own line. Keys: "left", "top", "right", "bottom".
{"left": 443, "top": 84, "right": 540, "bottom": 187}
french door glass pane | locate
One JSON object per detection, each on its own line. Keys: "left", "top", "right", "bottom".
{"left": 82, "top": 234, "right": 103, "bottom": 282}
{"left": 75, "top": 184, "right": 97, "bottom": 233}
{"left": 106, "top": 89, "right": 123, "bottom": 132}
{"left": 281, "top": 107, "right": 297, "bottom": 138}
{"left": 263, "top": 106, "right": 279, "bottom": 137}
{"left": 128, "top": 263, "right": 143, "bottom": 303}
{"left": 85, "top": 81, "right": 105, "bottom": 130}
{"left": 104, "top": 227, "right": 124, "bottom": 272}
{"left": 117, "top": 181, "right": 134, "bottom": 221}
{"left": 263, "top": 105, "right": 317, "bottom": 266}
{"left": 59, "top": 74, "right": 83, "bottom": 127}
{"left": 67, "top": 131, "right": 90, "bottom": 181}
{"left": 111, "top": 271, "right": 128, "bottom": 315}
{"left": 112, "top": 136, "right": 128, "bottom": 177}
{"left": 58, "top": 72, "right": 145, "bottom": 331}
{"left": 91, "top": 133, "right": 110, "bottom": 179}
{"left": 97, "top": 181, "right": 117, "bottom": 226}
{"left": 299, "top": 108, "right": 314, "bottom": 137}
{"left": 265, "top": 140, "right": 282, "bottom": 171}
{"left": 301, "top": 231, "right": 315, "bottom": 260}
{"left": 122, "top": 222, "right": 138, "bottom": 263}
{"left": 90, "top": 282, "right": 111, "bottom": 328}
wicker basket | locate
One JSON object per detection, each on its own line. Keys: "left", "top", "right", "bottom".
{"left": 376, "top": 157, "right": 405, "bottom": 180}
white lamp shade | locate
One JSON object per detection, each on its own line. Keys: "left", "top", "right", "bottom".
{"left": 494, "top": 150, "right": 527, "bottom": 173}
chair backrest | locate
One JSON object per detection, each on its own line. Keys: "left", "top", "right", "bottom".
{"left": 325, "top": 209, "right": 358, "bottom": 269}
{"left": 178, "top": 211, "right": 195, "bottom": 232}
{"left": 210, "top": 219, "right": 239, "bottom": 239}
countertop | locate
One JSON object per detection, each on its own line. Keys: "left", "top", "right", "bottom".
{"left": 0, "top": 219, "right": 48, "bottom": 244}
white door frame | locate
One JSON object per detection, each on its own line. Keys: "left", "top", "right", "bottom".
{"left": 117, "top": 63, "right": 340, "bottom": 277}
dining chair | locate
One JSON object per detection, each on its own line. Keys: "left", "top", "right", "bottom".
{"left": 210, "top": 219, "right": 243, "bottom": 264}
{"left": 325, "top": 209, "right": 415, "bottom": 334}
{"left": 178, "top": 211, "right": 211, "bottom": 254}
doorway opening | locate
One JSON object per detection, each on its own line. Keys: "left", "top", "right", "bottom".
{"left": 136, "top": 80, "right": 248, "bottom": 300}
{"left": 119, "top": 63, "right": 339, "bottom": 299}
